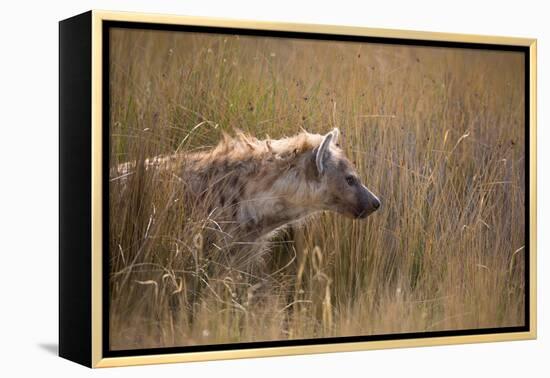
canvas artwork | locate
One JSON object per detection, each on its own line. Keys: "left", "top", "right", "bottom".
{"left": 106, "top": 26, "right": 527, "bottom": 352}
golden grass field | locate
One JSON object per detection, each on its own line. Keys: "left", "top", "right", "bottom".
{"left": 108, "top": 27, "right": 526, "bottom": 350}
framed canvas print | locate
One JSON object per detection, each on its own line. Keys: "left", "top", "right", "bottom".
{"left": 59, "top": 10, "right": 537, "bottom": 368}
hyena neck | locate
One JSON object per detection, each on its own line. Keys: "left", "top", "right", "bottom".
{"left": 239, "top": 201, "right": 319, "bottom": 242}
{"left": 238, "top": 152, "right": 323, "bottom": 241}
{"left": 244, "top": 202, "right": 319, "bottom": 241}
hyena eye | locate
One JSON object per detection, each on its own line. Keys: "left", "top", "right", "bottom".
{"left": 345, "top": 175, "right": 356, "bottom": 186}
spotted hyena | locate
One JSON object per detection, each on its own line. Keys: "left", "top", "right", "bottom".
{"left": 112, "top": 128, "right": 380, "bottom": 246}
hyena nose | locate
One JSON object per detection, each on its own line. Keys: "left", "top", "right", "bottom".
{"left": 372, "top": 197, "right": 381, "bottom": 210}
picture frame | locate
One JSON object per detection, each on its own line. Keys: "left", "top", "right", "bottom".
{"left": 59, "top": 10, "right": 537, "bottom": 368}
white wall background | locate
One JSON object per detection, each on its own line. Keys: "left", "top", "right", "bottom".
{"left": 0, "top": 0, "right": 547, "bottom": 376}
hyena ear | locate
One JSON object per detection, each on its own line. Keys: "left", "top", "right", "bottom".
{"left": 315, "top": 130, "right": 336, "bottom": 175}
{"left": 331, "top": 127, "right": 340, "bottom": 144}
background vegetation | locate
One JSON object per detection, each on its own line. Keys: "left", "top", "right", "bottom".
{"left": 109, "top": 28, "right": 525, "bottom": 350}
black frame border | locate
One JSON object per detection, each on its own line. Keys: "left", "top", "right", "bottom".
{"left": 59, "top": 11, "right": 93, "bottom": 367}
{"left": 101, "top": 20, "right": 531, "bottom": 358}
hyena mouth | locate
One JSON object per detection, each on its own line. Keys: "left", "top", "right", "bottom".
{"left": 356, "top": 201, "right": 381, "bottom": 219}
{"left": 356, "top": 209, "right": 374, "bottom": 219}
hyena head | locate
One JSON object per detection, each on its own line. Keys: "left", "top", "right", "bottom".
{"left": 310, "top": 128, "right": 381, "bottom": 219}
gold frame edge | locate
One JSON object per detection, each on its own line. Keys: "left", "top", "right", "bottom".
{"left": 95, "top": 332, "right": 534, "bottom": 368}
{"left": 93, "top": 9, "right": 536, "bottom": 46}
{"left": 91, "top": 10, "right": 103, "bottom": 368}
{"left": 528, "top": 40, "right": 537, "bottom": 338}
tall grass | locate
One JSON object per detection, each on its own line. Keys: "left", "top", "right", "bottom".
{"left": 108, "top": 28, "right": 525, "bottom": 350}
